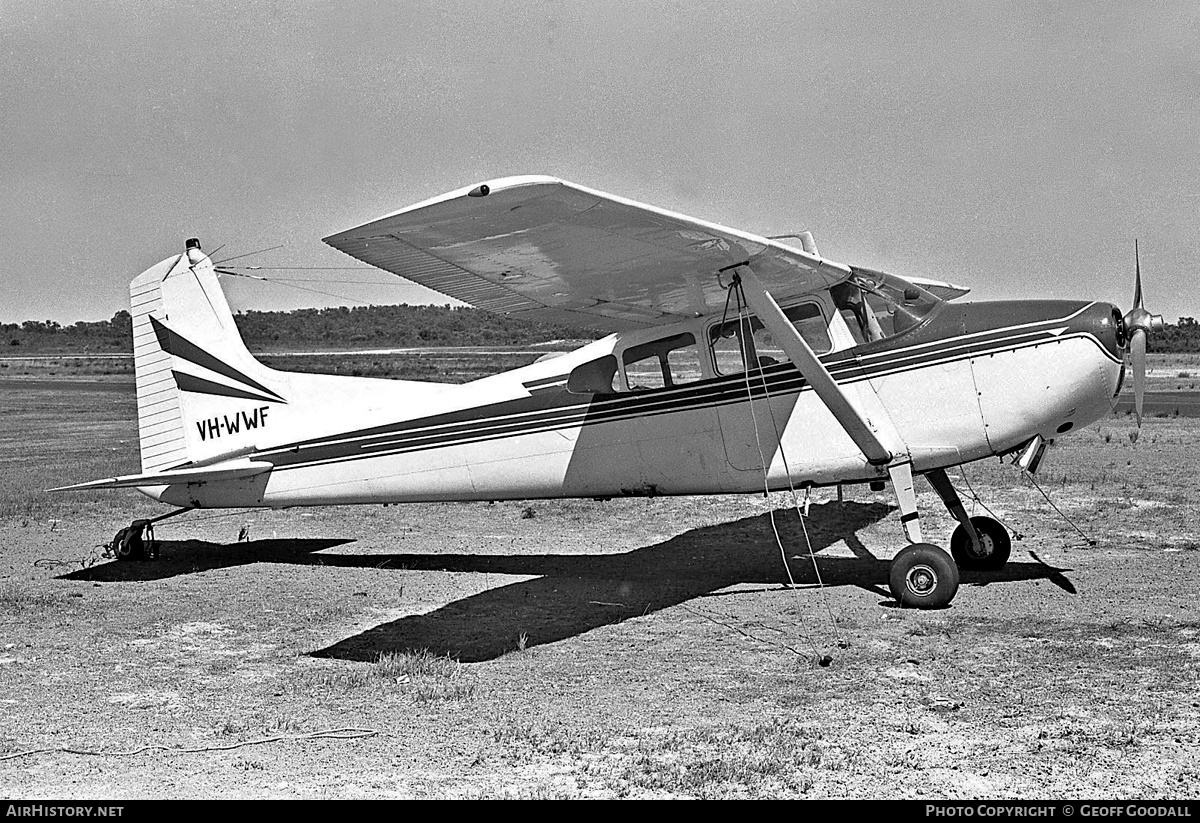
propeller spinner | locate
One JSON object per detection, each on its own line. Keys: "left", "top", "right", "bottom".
{"left": 1120, "top": 240, "right": 1165, "bottom": 425}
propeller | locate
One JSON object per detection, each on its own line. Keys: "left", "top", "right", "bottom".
{"left": 1120, "top": 240, "right": 1164, "bottom": 426}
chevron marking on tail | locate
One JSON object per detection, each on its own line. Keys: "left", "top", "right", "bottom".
{"left": 149, "top": 316, "right": 286, "bottom": 404}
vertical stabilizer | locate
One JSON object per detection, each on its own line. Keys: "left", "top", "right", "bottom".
{"left": 130, "top": 240, "right": 285, "bottom": 472}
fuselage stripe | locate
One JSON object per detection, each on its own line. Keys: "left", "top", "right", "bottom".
{"left": 255, "top": 325, "right": 1115, "bottom": 474}
{"left": 262, "top": 317, "right": 1089, "bottom": 457}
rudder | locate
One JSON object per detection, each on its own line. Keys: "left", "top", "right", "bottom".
{"left": 130, "top": 240, "right": 285, "bottom": 472}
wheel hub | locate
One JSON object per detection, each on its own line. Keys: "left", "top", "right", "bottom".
{"left": 905, "top": 564, "right": 938, "bottom": 596}
{"left": 968, "top": 532, "right": 994, "bottom": 559}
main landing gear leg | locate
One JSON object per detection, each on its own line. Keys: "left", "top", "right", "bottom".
{"left": 110, "top": 507, "right": 191, "bottom": 561}
{"left": 728, "top": 264, "right": 957, "bottom": 608}
{"left": 925, "top": 468, "right": 1011, "bottom": 571}
{"left": 886, "top": 462, "right": 959, "bottom": 609}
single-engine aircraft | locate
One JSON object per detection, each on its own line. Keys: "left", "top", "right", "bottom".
{"left": 54, "top": 176, "right": 1163, "bottom": 609}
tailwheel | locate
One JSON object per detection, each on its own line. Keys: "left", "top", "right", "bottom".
{"left": 107, "top": 508, "right": 189, "bottom": 561}
{"left": 889, "top": 544, "right": 959, "bottom": 609}
{"left": 110, "top": 519, "right": 157, "bottom": 562}
{"left": 949, "top": 516, "right": 1011, "bottom": 571}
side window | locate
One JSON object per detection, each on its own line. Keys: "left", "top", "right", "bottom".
{"left": 709, "top": 303, "right": 830, "bottom": 376}
{"left": 666, "top": 344, "right": 704, "bottom": 384}
{"left": 566, "top": 355, "right": 619, "bottom": 394}
{"left": 621, "top": 333, "right": 701, "bottom": 391}
{"left": 710, "top": 317, "right": 756, "bottom": 376}
{"left": 787, "top": 302, "right": 832, "bottom": 353}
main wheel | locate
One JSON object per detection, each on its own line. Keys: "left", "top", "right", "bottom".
{"left": 949, "top": 516, "right": 1011, "bottom": 571}
{"left": 889, "top": 544, "right": 959, "bottom": 609}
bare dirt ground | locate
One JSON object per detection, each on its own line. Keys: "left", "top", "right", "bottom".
{"left": 1, "top": 371, "right": 1198, "bottom": 799}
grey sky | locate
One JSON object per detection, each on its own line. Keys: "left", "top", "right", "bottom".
{"left": 2, "top": 1, "right": 1198, "bottom": 324}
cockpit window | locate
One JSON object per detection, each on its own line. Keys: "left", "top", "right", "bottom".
{"left": 833, "top": 268, "right": 941, "bottom": 343}
{"left": 709, "top": 302, "right": 831, "bottom": 376}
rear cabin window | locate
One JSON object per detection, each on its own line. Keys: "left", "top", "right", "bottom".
{"left": 621, "top": 333, "right": 703, "bottom": 391}
{"left": 709, "top": 303, "right": 831, "bottom": 375}
{"left": 566, "top": 355, "right": 619, "bottom": 394}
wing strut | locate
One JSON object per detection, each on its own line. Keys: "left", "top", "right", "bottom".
{"left": 727, "top": 263, "right": 925, "bottom": 543}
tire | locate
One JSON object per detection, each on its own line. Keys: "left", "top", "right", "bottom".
{"left": 889, "top": 544, "right": 959, "bottom": 609}
{"left": 949, "top": 516, "right": 1011, "bottom": 571}
{"left": 112, "top": 526, "right": 145, "bottom": 561}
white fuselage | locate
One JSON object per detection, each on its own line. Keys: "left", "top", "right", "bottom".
{"left": 145, "top": 299, "right": 1124, "bottom": 510}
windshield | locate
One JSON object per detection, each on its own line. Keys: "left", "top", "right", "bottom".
{"left": 831, "top": 266, "right": 942, "bottom": 342}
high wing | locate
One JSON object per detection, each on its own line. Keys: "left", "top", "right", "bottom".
{"left": 323, "top": 175, "right": 853, "bottom": 332}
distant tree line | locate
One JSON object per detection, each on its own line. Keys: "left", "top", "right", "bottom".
{"left": 5, "top": 308, "right": 1200, "bottom": 353}
{"left": 230, "top": 304, "right": 600, "bottom": 349}
{"left": 3, "top": 312, "right": 134, "bottom": 351}
{"left": 1153, "top": 316, "right": 1200, "bottom": 353}
{"left": 2, "top": 304, "right": 602, "bottom": 353}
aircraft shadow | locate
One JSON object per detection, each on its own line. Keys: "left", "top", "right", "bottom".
{"left": 58, "top": 502, "right": 1075, "bottom": 662}
{"left": 59, "top": 538, "right": 356, "bottom": 582}
{"left": 305, "top": 501, "right": 1075, "bottom": 663}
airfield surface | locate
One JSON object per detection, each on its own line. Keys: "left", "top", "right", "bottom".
{"left": 0, "top": 358, "right": 1198, "bottom": 799}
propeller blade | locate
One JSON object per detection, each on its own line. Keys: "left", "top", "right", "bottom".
{"left": 1133, "top": 239, "right": 1143, "bottom": 309}
{"left": 1130, "top": 327, "right": 1146, "bottom": 427}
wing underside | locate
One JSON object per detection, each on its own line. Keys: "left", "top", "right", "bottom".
{"left": 323, "top": 175, "right": 852, "bottom": 332}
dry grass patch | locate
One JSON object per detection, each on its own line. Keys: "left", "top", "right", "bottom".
{"left": 0, "top": 581, "right": 61, "bottom": 614}
{"left": 582, "top": 719, "right": 833, "bottom": 798}
{"left": 285, "top": 649, "right": 476, "bottom": 702}
{"left": 4, "top": 361, "right": 1200, "bottom": 798}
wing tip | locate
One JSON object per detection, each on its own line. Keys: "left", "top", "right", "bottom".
{"left": 325, "top": 174, "right": 568, "bottom": 245}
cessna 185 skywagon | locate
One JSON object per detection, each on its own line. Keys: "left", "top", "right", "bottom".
{"left": 55, "top": 176, "right": 1163, "bottom": 609}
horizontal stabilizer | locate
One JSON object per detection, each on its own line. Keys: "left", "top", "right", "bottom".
{"left": 48, "top": 460, "right": 273, "bottom": 492}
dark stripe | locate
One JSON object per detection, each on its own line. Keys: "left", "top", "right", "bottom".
{"left": 259, "top": 324, "right": 1106, "bottom": 464}
{"left": 523, "top": 374, "right": 569, "bottom": 389}
{"left": 173, "top": 371, "right": 282, "bottom": 404}
{"left": 268, "top": 319, "right": 1080, "bottom": 459}
{"left": 901, "top": 512, "right": 920, "bottom": 523}
{"left": 151, "top": 317, "right": 285, "bottom": 403}
{"left": 258, "top": 327, "right": 1115, "bottom": 474}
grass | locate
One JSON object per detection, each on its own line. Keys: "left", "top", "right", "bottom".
{"left": 0, "top": 380, "right": 138, "bottom": 520}
{"left": 218, "top": 713, "right": 309, "bottom": 738}
{"left": 0, "top": 355, "right": 134, "bottom": 378}
{"left": 285, "top": 649, "right": 476, "bottom": 702}
{"left": 0, "top": 581, "right": 59, "bottom": 614}
{"left": 491, "top": 716, "right": 611, "bottom": 759}
{"left": 904, "top": 619, "right": 953, "bottom": 638}
{"left": 487, "top": 716, "right": 851, "bottom": 798}
{"left": 583, "top": 720, "right": 829, "bottom": 798}
{"left": 4, "top": 352, "right": 1200, "bottom": 798}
